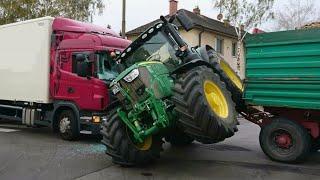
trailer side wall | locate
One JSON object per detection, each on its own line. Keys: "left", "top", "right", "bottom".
{"left": 244, "top": 29, "right": 320, "bottom": 110}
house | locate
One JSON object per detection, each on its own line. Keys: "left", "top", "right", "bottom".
{"left": 126, "top": 0, "right": 245, "bottom": 78}
{"left": 301, "top": 22, "right": 320, "bottom": 29}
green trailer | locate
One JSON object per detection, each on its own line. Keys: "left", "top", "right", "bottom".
{"left": 241, "top": 28, "right": 320, "bottom": 163}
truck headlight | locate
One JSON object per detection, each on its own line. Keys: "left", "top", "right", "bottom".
{"left": 123, "top": 69, "right": 139, "bottom": 83}
{"left": 112, "top": 83, "right": 121, "bottom": 95}
{"left": 92, "top": 116, "right": 101, "bottom": 123}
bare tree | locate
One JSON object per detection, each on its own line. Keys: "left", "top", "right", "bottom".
{"left": 273, "top": 0, "right": 320, "bottom": 31}
{"left": 214, "top": 0, "right": 274, "bottom": 74}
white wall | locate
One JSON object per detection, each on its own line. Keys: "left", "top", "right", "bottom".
{"left": 179, "top": 29, "right": 245, "bottom": 79}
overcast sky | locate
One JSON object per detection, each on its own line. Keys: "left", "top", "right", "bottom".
{"left": 92, "top": 0, "right": 313, "bottom": 33}
{"left": 93, "top": 0, "right": 223, "bottom": 33}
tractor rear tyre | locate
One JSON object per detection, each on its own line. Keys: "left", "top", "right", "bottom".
{"left": 165, "top": 129, "right": 194, "bottom": 146}
{"left": 101, "top": 109, "right": 163, "bottom": 166}
{"left": 172, "top": 66, "right": 237, "bottom": 144}
{"left": 207, "top": 49, "right": 246, "bottom": 113}
{"left": 259, "top": 118, "right": 311, "bottom": 163}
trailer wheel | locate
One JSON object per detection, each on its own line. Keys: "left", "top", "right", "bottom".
{"left": 165, "top": 129, "right": 194, "bottom": 146}
{"left": 101, "top": 109, "right": 163, "bottom": 166}
{"left": 259, "top": 118, "right": 311, "bottom": 163}
{"left": 172, "top": 66, "right": 237, "bottom": 144}
{"left": 58, "top": 110, "right": 79, "bottom": 141}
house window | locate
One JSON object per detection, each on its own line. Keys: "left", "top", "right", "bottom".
{"left": 232, "top": 42, "right": 237, "bottom": 57}
{"left": 216, "top": 38, "right": 224, "bottom": 54}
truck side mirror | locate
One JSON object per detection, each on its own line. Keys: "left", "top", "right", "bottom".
{"left": 176, "top": 11, "right": 194, "bottom": 32}
{"left": 77, "top": 61, "right": 90, "bottom": 78}
{"left": 76, "top": 54, "right": 86, "bottom": 62}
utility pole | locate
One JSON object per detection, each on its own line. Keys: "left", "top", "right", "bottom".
{"left": 121, "top": 0, "right": 126, "bottom": 39}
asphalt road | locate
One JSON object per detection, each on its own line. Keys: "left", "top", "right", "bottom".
{"left": 0, "top": 119, "right": 319, "bottom": 180}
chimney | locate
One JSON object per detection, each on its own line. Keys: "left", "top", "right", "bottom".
{"left": 169, "top": 0, "right": 178, "bottom": 16}
{"left": 223, "top": 19, "right": 230, "bottom": 27}
{"left": 193, "top": 6, "right": 200, "bottom": 15}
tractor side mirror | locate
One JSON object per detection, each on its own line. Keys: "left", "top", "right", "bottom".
{"left": 176, "top": 11, "right": 194, "bottom": 32}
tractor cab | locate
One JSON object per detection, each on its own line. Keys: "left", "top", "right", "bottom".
{"left": 116, "top": 13, "right": 202, "bottom": 72}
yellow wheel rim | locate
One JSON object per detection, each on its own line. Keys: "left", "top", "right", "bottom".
{"left": 220, "top": 60, "right": 244, "bottom": 92}
{"left": 204, "top": 80, "right": 229, "bottom": 118}
{"left": 135, "top": 136, "right": 153, "bottom": 151}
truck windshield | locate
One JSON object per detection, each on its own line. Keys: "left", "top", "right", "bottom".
{"left": 123, "top": 31, "right": 181, "bottom": 70}
{"left": 96, "top": 52, "right": 118, "bottom": 82}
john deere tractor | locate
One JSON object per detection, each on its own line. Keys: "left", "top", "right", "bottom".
{"left": 101, "top": 11, "right": 243, "bottom": 166}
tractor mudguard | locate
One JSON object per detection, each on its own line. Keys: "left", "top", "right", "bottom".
{"left": 196, "top": 45, "right": 217, "bottom": 63}
{"left": 171, "top": 58, "right": 214, "bottom": 75}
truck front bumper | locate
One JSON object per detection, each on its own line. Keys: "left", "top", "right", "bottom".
{"left": 79, "top": 113, "right": 107, "bottom": 135}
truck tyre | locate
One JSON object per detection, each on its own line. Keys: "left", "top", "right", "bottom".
{"left": 58, "top": 110, "right": 79, "bottom": 141}
{"left": 101, "top": 109, "right": 163, "bottom": 166}
{"left": 207, "top": 49, "right": 246, "bottom": 113}
{"left": 165, "top": 129, "right": 194, "bottom": 146}
{"left": 172, "top": 66, "right": 237, "bottom": 144}
{"left": 311, "top": 139, "right": 320, "bottom": 152}
{"left": 259, "top": 118, "right": 311, "bottom": 163}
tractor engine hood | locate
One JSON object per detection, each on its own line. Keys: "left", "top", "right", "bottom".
{"left": 110, "top": 62, "right": 173, "bottom": 108}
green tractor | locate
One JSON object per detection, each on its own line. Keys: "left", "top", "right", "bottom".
{"left": 101, "top": 11, "right": 242, "bottom": 166}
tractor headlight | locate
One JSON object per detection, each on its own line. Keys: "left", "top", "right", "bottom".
{"left": 123, "top": 69, "right": 139, "bottom": 83}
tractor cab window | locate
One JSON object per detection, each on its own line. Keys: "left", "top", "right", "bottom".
{"left": 96, "top": 51, "right": 119, "bottom": 82}
{"left": 123, "top": 31, "right": 181, "bottom": 71}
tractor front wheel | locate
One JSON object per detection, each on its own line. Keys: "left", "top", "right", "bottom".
{"left": 101, "top": 109, "right": 163, "bottom": 166}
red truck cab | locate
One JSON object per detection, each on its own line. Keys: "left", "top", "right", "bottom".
{"left": 0, "top": 17, "right": 130, "bottom": 140}
{"left": 50, "top": 18, "right": 130, "bottom": 139}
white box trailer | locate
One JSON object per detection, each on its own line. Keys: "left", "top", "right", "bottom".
{"left": 0, "top": 17, "right": 54, "bottom": 104}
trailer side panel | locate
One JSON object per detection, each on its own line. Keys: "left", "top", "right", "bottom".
{"left": 244, "top": 29, "right": 320, "bottom": 110}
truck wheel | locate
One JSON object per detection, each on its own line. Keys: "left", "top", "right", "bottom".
{"left": 165, "top": 129, "right": 194, "bottom": 146}
{"left": 172, "top": 66, "right": 237, "bottom": 144}
{"left": 101, "top": 109, "right": 163, "bottom": 166}
{"left": 259, "top": 118, "right": 311, "bottom": 163}
{"left": 58, "top": 110, "right": 79, "bottom": 141}
{"left": 311, "top": 139, "right": 320, "bottom": 152}
{"left": 207, "top": 49, "right": 246, "bottom": 113}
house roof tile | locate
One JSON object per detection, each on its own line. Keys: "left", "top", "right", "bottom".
{"left": 126, "top": 9, "right": 240, "bottom": 38}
